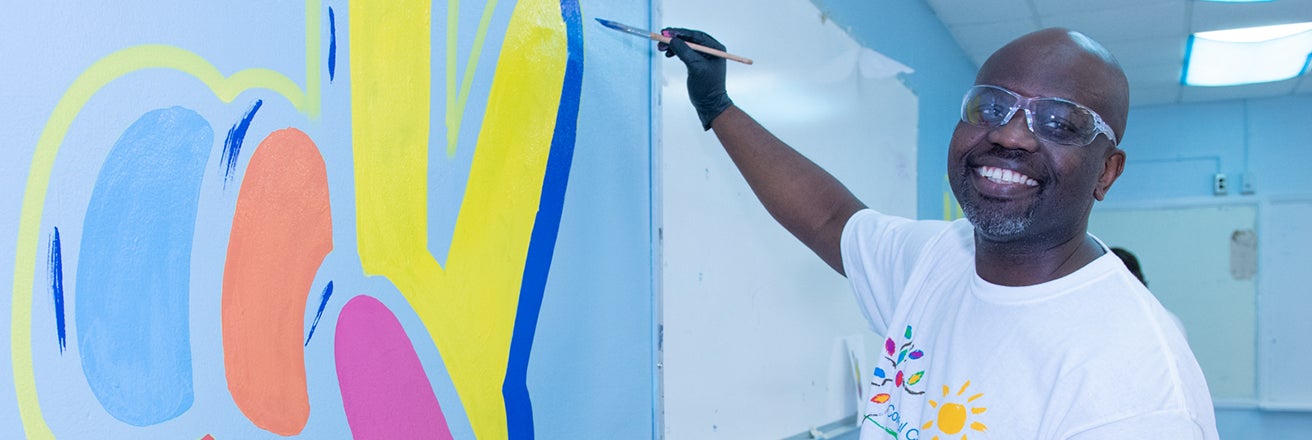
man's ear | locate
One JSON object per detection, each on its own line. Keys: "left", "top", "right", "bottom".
{"left": 1094, "top": 147, "right": 1125, "bottom": 201}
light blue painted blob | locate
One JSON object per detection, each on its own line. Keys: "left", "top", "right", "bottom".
{"left": 76, "top": 107, "right": 211, "bottom": 426}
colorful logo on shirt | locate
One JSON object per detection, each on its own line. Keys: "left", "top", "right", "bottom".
{"left": 872, "top": 325, "right": 927, "bottom": 399}
{"left": 864, "top": 325, "right": 928, "bottom": 438}
{"left": 922, "top": 381, "right": 988, "bottom": 440}
{"left": 863, "top": 326, "right": 991, "bottom": 439}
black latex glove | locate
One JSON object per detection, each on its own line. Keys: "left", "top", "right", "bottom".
{"left": 659, "top": 28, "right": 733, "bottom": 131}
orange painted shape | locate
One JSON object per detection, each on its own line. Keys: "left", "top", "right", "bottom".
{"left": 221, "top": 128, "right": 332, "bottom": 435}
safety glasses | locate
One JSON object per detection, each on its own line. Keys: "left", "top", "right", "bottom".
{"left": 960, "top": 85, "right": 1118, "bottom": 147}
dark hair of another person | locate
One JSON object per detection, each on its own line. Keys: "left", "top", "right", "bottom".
{"left": 1110, "top": 247, "right": 1146, "bottom": 286}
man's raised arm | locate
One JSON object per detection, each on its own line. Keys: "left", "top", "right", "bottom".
{"left": 662, "top": 28, "right": 866, "bottom": 274}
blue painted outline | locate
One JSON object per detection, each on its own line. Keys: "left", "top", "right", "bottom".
{"left": 305, "top": 281, "right": 334, "bottom": 346}
{"left": 49, "top": 227, "right": 66, "bottom": 354}
{"left": 328, "top": 7, "right": 337, "bottom": 82}
{"left": 221, "top": 99, "right": 264, "bottom": 186}
{"left": 502, "top": 1, "right": 582, "bottom": 438}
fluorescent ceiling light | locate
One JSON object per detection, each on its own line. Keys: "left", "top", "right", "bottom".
{"left": 1183, "top": 22, "right": 1312, "bottom": 86}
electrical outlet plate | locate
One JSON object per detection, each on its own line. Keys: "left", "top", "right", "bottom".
{"left": 1214, "top": 173, "right": 1228, "bottom": 196}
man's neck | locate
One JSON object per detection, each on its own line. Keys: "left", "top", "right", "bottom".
{"left": 972, "top": 231, "right": 1105, "bottom": 287}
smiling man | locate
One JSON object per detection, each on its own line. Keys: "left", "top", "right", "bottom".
{"left": 662, "top": 27, "right": 1219, "bottom": 439}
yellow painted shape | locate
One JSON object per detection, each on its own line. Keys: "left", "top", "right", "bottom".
{"left": 10, "top": 2, "right": 322, "bottom": 437}
{"left": 942, "top": 174, "right": 963, "bottom": 221}
{"left": 351, "top": 0, "right": 565, "bottom": 438}
{"left": 943, "top": 189, "right": 953, "bottom": 221}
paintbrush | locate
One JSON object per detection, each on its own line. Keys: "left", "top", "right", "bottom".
{"left": 595, "top": 18, "right": 754, "bottom": 65}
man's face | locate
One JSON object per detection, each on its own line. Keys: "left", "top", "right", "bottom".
{"left": 947, "top": 35, "right": 1124, "bottom": 245}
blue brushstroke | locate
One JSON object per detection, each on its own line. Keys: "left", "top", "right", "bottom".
{"left": 503, "top": 1, "right": 582, "bottom": 438}
{"left": 305, "top": 281, "right": 334, "bottom": 346}
{"left": 49, "top": 227, "right": 66, "bottom": 354}
{"left": 221, "top": 99, "right": 263, "bottom": 187}
{"left": 77, "top": 107, "right": 210, "bottom": 426}
{"left": 328, "top": 6, "right": 337, "bottom": 81}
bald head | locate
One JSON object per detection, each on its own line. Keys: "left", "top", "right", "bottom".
{"left": 978, "top": 28, "right": 1130, "bottom": 142}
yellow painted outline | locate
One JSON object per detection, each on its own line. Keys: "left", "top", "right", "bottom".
{"left": 10, "top": 2, "right": 322, "bottom": 437}
{"left": 445, "top": 0, "right": 501, "bottom": 157}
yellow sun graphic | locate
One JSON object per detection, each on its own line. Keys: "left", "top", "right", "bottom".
{"left": 922, "top": 380, "right": 987, "bottom": 440}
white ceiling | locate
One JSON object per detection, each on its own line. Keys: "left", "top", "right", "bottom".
{"left": 922, "top": 0, "right": 1312, "bottom": 107}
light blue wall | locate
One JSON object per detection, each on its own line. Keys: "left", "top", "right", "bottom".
{"left": 810, "top": 0, "right": 978, "bottom": 220}
{"left": 1246, "top": 95, "right": 1312, "bottom": 197}
{"left": 1217, "top": 408, "right": 1312, "bottom": 439}
{"left": 1114, "top": 94, "right": 1312, "bottom": 202}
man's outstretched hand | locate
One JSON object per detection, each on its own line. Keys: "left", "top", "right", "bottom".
{"left": 659, "top": 28, "right": 733, "bottom": 130}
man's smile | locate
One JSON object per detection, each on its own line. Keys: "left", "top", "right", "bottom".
{"left": 976, "top": 165, "right": 1038, "bottom": 187}
{"left": 968, "top": 164, "right": 1042, "bottom": 200}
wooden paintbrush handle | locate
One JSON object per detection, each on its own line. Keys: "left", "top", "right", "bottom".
{"left": 651, "top": 33, "right": 754, "bottom": 65}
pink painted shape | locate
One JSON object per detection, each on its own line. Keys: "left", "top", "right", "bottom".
{"left": 335, "top": 296, "right": 452, "bottom": 439}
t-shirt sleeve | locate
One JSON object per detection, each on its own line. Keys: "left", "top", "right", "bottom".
{"left": 839, "top": 209, "right": 950, "bottom": 336}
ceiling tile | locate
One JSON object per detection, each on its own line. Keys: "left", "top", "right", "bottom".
{"left": 1031, "top": 0, "right": 1181, "bottom": 16}
{"left": 1100, "top": 37, "right": 1188, "bottom": 68}
{"left": 947, "top": 19, "right": 1040, "bottom": 65}
{"left": 1128, "top": 84, "right": 1181, "bottom": 107}
{"left": 928, "top": 0, "right": 1309, "bottom": 105}
{"left": 1180, "top": 78, "right": 1297, "bottom": 103}
{"left": 1296, "top": 75, "right": 1312, "bottom": 94}
{"left": 1040, "top": 2, "right": 1187, "bottom": 43}
{"left": 1125, "top": 63, "right": 1187, "bottom": 88}
{"left": 1191, "top": 1, "right": 1312, "bottom": 33}
{"left": 925, "top": 0, "right": 1032, "bottom": 25}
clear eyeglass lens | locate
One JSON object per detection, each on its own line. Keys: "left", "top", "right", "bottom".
{"left": 1030, "top": 101, "right": 1095, "bottom": 145}
{"left": 963, "top": 89, "right": 1017, "bottom": 126}
{"left": 962, "top": 86, "right": 1101, "bottom": 146}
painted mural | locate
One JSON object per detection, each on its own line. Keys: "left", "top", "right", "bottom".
{"left": 0, "top": 0, "right": 652, "bottom": 438}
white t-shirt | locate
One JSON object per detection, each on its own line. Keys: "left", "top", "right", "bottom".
{"left": 841, "top": 209, "right": 1218, "bottom": 440}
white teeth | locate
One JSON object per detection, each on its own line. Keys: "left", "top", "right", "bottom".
{"left": 976, "top": 166, "right": 1038, "bottom": 186}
